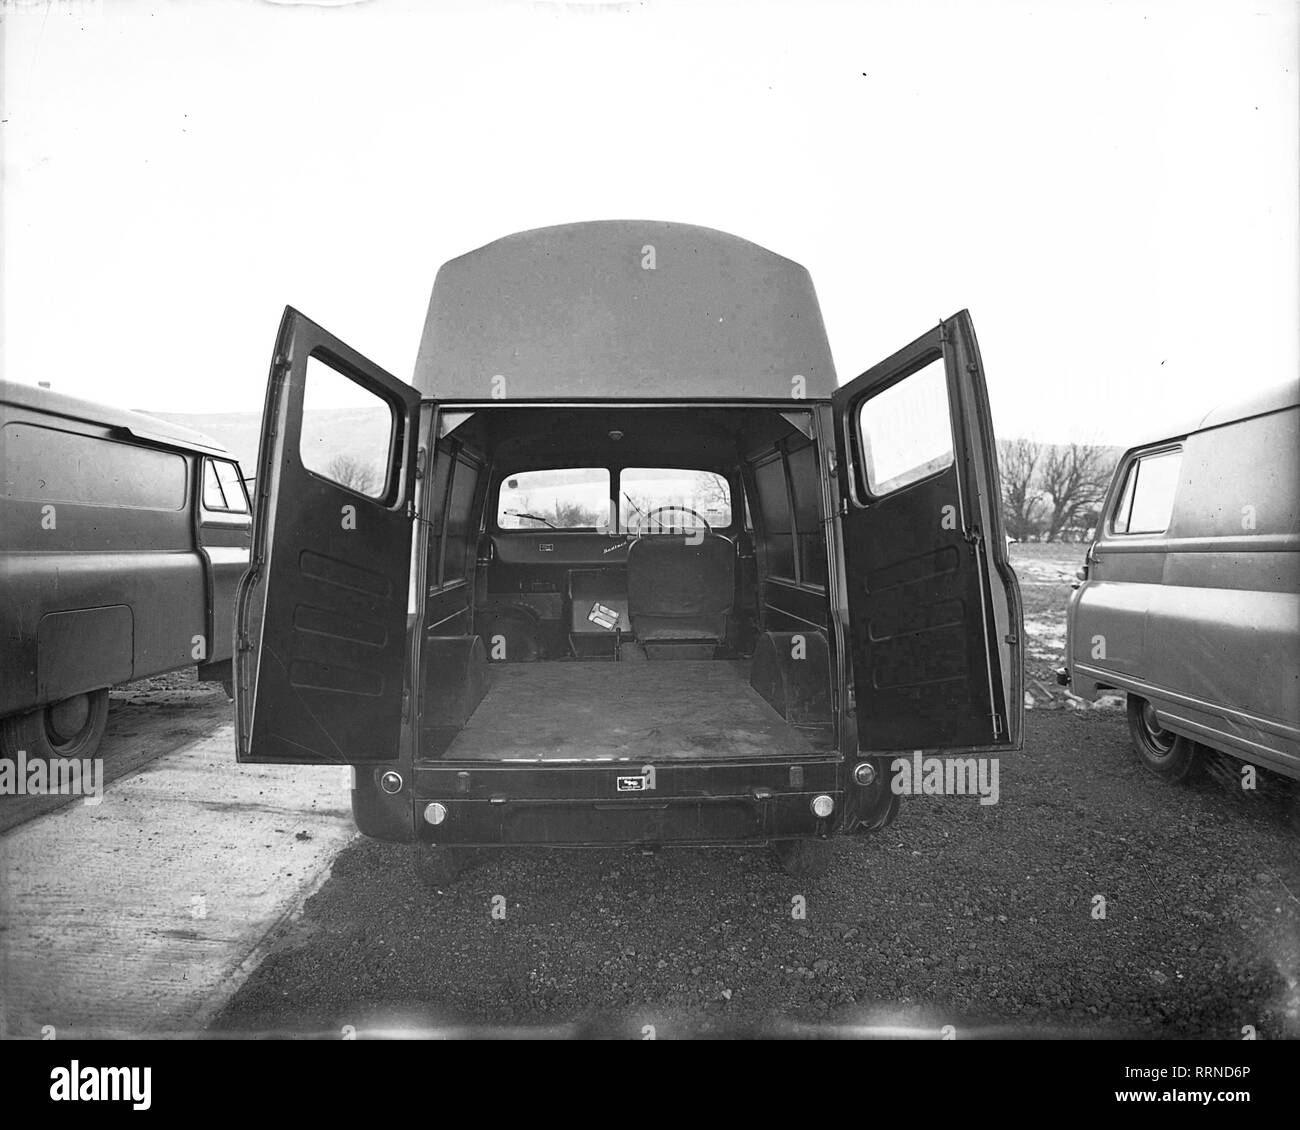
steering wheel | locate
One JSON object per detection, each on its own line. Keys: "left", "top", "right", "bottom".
{"left": 636, "top": 505, "right": 713, "bottom": 535}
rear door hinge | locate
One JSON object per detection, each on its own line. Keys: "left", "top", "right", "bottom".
{"left": 992, "top": 712, "right": 1004, "bottom": 740}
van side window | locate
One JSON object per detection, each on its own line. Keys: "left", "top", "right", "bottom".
{"left": 1113, "top": 448, "right": 1182, "bottom": 535}
{"left": 300, "top": 354, "right": 396, "bottom": 501}
{"left": 786, "top": 442, "right": 827, "bottom": 588}
{"left": 856, "top": 357, "right": 953, "bottom": 496}
{"left": 752, "top": 452, "right": 796, "bottom": 580}
{"left": 203, "top": 459, "right": 249, "bottom": 514}
{"left": 203, "top": 460, "right": 225, "bottom": 510}
{"left": 442, "top": 454, "right": 481, "bottom": 583}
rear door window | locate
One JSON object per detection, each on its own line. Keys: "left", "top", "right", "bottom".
{"left": 299, "top": 353, "right": 397, "bottom": 501}
{"left": 497, "top": 468, "right": 611, "bottom": 529}
{"left": 855, "top": 357, "right": 954, "bottom": 496}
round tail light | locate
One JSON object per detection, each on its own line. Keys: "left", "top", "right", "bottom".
{"left": 423, "top": 802, "right": 448, "bottom": 825}
{"left": 853, "top": 762, "right": 877, "bottom": 786}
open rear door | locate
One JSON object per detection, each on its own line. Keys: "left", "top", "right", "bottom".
{"left": 235, "top": 307, "right": 421, "bottom": 763}
{"left": 833, "top": 310, "right": 1021, "bottom": 753}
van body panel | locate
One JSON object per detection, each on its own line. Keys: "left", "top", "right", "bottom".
{"left": 0, "top": 383, "right": 249, "bottom": 722}
{"left": 36, "top": 606, "right": 134, "bottom": 702}
{"left": 1066, "top": 578, "right": 1152, "bottom": 684}
{"left": 1066, "top": 383, "right": 1300, "bottom": 780}
{"left": 234, "top": 308, "right": 421, "bottom": 764}
{"left": 0, "top": 551, "right": 210, "bottom": 715}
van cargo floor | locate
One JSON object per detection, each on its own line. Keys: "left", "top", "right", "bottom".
{"left": 443, "top": 661, "right": 827, "bottom": 762}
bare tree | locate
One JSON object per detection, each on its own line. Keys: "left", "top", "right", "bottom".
{"left": 998, "top": 438, "right": 1046, "bottom": 541}
{"left": 692, "top": 470, "right": 730, "bottom": 510}
{"left": 1039, "top": 443, "right": 1115, "bottom": 542}
{"left": 326, "top": 454, "right": 378, "bottom": 496}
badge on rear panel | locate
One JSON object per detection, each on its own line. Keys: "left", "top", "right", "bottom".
{"left": 588, "top": 602, "right": 620, "bottom": 631}
{"left": 617, "top": 775, "right": 647, "bottom": 792}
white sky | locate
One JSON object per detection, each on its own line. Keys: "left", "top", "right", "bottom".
{"left": 2, "top": 0, "right": 1296, "bottom": 444}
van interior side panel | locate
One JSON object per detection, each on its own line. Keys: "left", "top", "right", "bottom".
{"left": 414, "top": 405, "right": 836, "bottom": 763}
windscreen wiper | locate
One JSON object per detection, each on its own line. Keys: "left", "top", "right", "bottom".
{"left": 504, "top": 509, "right": 557, "bottom": 529}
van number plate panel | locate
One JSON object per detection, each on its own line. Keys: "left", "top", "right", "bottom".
{"left": 617, "top": 775, "right": 648, "bottom": 792}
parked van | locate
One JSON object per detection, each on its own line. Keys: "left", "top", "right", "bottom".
{"left": 0, "top": 381, "right": 252, "bottom": 761}
{"left": 235, "top": 221, "right": 1022, "bottom": 880}
{"left": 1060, "top": 379, "right": 1300, "bottom": 783}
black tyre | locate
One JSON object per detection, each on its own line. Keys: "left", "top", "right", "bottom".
{"left": 0, "top": 689, "right": 110, "bottom": 762}
{"left": 772, "top": 838, "right": 834, "bottom": 880}
{"left": 412, "top": 843, "right": 470, "bottom": 889}
{"left": 854, "top": 789, "right": 901, "bottom": 834}
{"left": 1127, "top": 694, "right": 1202, "bottom": 782}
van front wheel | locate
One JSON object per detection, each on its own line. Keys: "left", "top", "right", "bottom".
{"left": 0, "top": 689, "right": 110, "bottom": 762}
{"left": 1126, "top": 694, "right": 1201, "bottom": 783}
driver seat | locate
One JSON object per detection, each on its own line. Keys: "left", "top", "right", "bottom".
{"left": 626, "top": 533, "right": 734, "bottom": 653}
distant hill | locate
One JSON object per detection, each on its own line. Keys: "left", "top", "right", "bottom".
{"left": 154, "top": 411, "right": 264, "bottom": 473}
{"left": 156, "top": 408, "right": 389, "bottom": 484}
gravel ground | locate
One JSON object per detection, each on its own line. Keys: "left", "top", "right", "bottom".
{"left": 212, "top": 707, "right": 1299, "bottom": 1038}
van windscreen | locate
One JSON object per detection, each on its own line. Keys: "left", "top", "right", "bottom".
{"left": 619, "top": 468, "right": 731, "bottom": 533}
{"left": 497, "top": 468, "right": 611, "bottom": 529}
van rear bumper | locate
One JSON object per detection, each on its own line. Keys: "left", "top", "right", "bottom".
{"left": 411, "top": 791, "right": 839, "bottom": 846}
{"left": 406, "top": 758, "right": 852, "bottom": 846}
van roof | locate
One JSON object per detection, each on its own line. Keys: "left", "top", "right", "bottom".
{"left": 1127, "top": 377, "right": 1300, "bottom": 451}
{"left": 413, "top": 220, "right": 837, "bottom": 401}
{"left": 0, "top": 380, "right": 231, "bottom": 457}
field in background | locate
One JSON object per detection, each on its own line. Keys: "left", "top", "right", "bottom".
{"left": 1008, "top": 542, "right": 1097, "bottom": 710}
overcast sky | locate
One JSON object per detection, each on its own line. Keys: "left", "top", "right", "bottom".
{"left": 3, "top": 0, "right": 1296, "bottom": 444}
